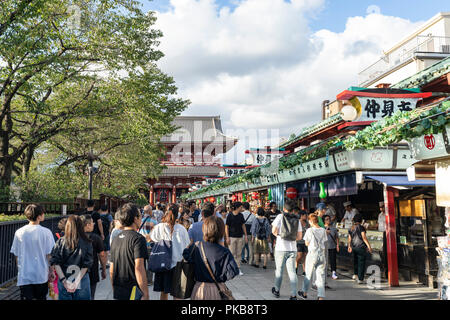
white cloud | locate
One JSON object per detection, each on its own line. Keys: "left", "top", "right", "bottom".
{"left": 153, "top": 0, "right": 424, "bottom": 162}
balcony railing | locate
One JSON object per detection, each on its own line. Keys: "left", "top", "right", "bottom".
{"left": 358, "top": 35, "right": 450, "bottom": 86}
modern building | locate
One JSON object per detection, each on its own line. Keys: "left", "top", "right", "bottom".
{"left": 359, "top": 12, "right": 450, "bottom": 88}
{"left": 147, "top": 116, "right": 238, "bottom": 204}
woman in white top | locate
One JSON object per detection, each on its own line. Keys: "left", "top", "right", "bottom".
{"left": 150, "top": 204, "right": 190, "bottom": 300}
{"left": 298, "top": 213, "right": 328, "bottom": 300}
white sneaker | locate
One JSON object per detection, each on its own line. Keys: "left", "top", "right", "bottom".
{"left": 352, "top": 275, "right": 358, "bottom": 280}
{"left": 332, "top": 272, "right": 338, "bottom": 280}
{"left": 357, "top": 280, "right": 363, "bottom": 284}
{"left": 239, "top": 270, "right": 244, "bottom": 276}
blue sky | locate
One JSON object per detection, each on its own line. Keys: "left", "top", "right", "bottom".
{"left": 138, "top": 0, "right": 450, "bottom": 32}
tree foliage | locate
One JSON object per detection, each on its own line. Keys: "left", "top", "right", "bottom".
{"left": 0, "top": 0, "right": 189, "bottom": 200}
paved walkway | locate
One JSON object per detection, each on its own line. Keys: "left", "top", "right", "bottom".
{"left": 95, "top": 259, "right": 438, "bottom": 300}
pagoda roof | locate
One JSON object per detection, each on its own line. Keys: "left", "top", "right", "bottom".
{"left": 161, "top": 116, "right": 238, "bottom": 149}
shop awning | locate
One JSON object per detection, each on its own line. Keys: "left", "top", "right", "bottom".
{"left": 365, "top": 175, "right": 435, "bottom": 187}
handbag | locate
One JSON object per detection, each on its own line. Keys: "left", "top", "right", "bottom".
{"left": 148, "top": 239, "right": 172, "bottom": 273}
{"left": 171, "top": 244, "right": 196, "bottom": 299}
{"left": 199, "top": 241, "right": 235, "bottom": 300}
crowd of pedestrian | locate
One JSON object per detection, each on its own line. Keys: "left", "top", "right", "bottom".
{"left": 10, "top": 198, "right": 374, "bottom": 300}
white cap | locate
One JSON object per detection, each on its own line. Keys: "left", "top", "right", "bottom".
{"left": 343, "top": 201, "right": 352, "bottom": 207}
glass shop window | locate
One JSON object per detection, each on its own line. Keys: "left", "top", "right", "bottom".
{"left": 397, "top": 200, "right": 426, "bottom": 246}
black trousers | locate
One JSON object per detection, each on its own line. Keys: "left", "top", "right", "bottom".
{"left": 90, "top": 283, "right": 97, "bottom": 300}
{"left": 328, "top": 248, "right": 337, "bottom": 272}
{"left": 353, "top": 247, "right": 367, "bottom": 281}
{"left": 20, "top": 282, "right": 48, "bottom": 300}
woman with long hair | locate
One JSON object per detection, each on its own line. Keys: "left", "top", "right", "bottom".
{"left": 150, "top": 204, "right": 190, "bottom": 300}
{"left": 298, "top": 213, "right": 328, "bottom": 300}
{"left": 50, "top": 215, "right": 93, "bottom": 300}
{"left": 183, "top": 216, "right": 239, "bottom": 300}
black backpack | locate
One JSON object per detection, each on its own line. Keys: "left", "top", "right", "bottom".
{"left": 256, "top": 218, "right": 267, "bottom": 240}
{"left": 100, "top": 214, "right": 112, "bottom": 237}
{"left": 280, "top": 213, "right": 300, "bottom": 241}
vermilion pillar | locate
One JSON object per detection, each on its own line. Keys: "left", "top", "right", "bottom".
{"left": 384, "top": 186, "right": 399, "bottom": 287}
{"left": 149, "top": 186, "right": 154, "bottom": 205}
{"left": 172, "top": 186, "right": 176, "bottom": 203}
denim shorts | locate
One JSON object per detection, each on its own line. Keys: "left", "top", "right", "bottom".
{"left": 58, "top": 274, "right": 91, "bottom": 300}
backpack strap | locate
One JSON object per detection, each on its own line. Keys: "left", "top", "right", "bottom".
{"left": 199, "top": 241, "right": 223, "bottom": 294}
{"left": 138, "top": 216, "right": 150, "bottom": 232}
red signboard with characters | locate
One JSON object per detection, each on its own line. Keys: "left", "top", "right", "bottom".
{"left": 424, "top": 134, "right": 435, "bottom": 150}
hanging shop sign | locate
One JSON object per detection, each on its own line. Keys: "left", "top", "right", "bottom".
{"left": 286, "top": 187, "right": 298, "bottom": 199}
{"left": 408, "top": 125, "right": 450, "bottom": 161}
{"left": 336, "top": 89, "right": 432, "bottom": 122}
{"left": 221, "top": 165, "right": 248, "bottom": 178}
{"left": 245, "top": 148, "right": 288, "bottom": 166}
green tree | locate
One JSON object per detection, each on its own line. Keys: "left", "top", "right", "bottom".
{"left": 0, "top": 0, "right": 189, "bottom": 195}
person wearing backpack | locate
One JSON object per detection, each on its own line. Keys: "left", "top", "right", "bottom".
{"left": 149, "top": 204, "right": 190, "bottom": 300}
{"left": 271, "top": 200, "right": 303, "bottom": 300}
{"left": 348, "top": 214, "right": 373, "bottom": 284}
{"left": 241, "top": 202, "right": 256, "bottom": 265}
{"left": 250, "top": 207, "right": 271, "bottom": 269}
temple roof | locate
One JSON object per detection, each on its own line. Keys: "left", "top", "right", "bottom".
{"left": 161, "top": 116, "right": 238, "bottom": 149}
{"left": 160, "top": 165, "right": 222, "bottom": 178}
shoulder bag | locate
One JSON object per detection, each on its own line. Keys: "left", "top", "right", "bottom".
{"left": 199, "top": 241, "right": 235, "bottom": 300}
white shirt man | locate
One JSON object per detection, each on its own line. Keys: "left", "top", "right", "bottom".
{"left": 10, "top": 205, "right": 55, "bottom": 300}
{"left": 341, "top": 201, "right": 359, "bottom": 225}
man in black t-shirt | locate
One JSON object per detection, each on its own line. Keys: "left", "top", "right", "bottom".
{"left": 80, "top": 214, "right": 107, "bottom": 300}
{"left": 225, "top": 202, "right": 247, "bottom": 275}
{"left": 110, "top": 203, "right": 149, "bottom": 300}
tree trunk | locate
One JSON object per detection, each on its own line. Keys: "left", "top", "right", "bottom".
{"left": 22, "top": 145, "right": 35, "bottom": 178}
{"left": 0, "top": 107, "right": 13, "bottom": 190}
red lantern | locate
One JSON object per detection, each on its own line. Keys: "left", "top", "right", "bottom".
{"left": 286, "top": 187, "right": 297, "bottom": 199}
{"left": 210, "top": 197, "right": 215, "bottom": 202}
{"left": 252, "top": 192, "right": 260, "bottom": 200}
{"left": 231, "top": 194, "right": 237, "bottom": 202}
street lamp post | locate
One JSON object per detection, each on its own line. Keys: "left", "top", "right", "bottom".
{"left": 87, "top": 151, "right": 98, "bottom": 200}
